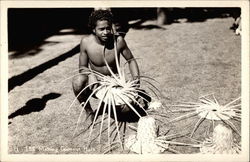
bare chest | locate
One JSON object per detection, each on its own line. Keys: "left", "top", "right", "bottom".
{"left": 86, "top": 43, "right": 121, "bottom": 66}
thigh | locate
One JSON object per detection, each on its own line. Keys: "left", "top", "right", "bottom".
{"left": 72, "top": 75, "right": 93, "bottom": 101}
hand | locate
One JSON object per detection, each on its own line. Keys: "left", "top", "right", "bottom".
{"left": 132, "top": 78, "right": 140, "bottom": 88}
{"left": 88, "top": 74, "right": 99, "bottom": 90}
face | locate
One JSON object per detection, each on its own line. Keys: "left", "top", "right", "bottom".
{"left": 93, "top": 20, "right": 112, "bottom": 43}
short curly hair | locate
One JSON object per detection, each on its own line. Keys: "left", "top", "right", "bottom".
{"left": 88, "top": 9, "right": 114, "bottom": 29}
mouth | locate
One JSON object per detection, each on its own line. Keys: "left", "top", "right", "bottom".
{"left": 101, "top": 36, "right": 109, "bottom": 42}
{"left": 102, "top": 36, "right": 108, "bottom": 39}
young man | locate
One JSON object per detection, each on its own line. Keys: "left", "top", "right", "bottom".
{"left": 72, "top": 10, "right": 140, "bottom": 123}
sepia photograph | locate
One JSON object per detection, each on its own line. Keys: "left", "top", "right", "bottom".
{"left": 1, "top": 1, "right": 249, "bottom": 161}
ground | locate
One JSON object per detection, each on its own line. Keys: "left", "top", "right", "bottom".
{"left": 8, "top": 17, "right": 241, "bottom": 154}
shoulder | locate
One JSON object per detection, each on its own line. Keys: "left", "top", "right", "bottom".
{"left": 116, "top": 35, "right": 127, "bottom": 48}
{"left": 80, "top": 35, "right": 93, "bottom": 45}
{"left": 117, "top": 35, "right": 125, "bottom": 43}
{"left": 80, "top": 35, "right": 94, "bottom": 50}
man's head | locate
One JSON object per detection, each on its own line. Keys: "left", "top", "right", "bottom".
{"left": 88, "top": 9, "right": 114, "bottom": 42}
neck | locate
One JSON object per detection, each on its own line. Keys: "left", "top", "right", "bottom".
{"left": 94, "top": 35, "right": 106, "bottom": 45}
{"left": 94, "top": 35, "right": 114, "bottom": 49}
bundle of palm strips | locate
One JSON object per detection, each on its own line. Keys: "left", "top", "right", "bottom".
{"left": 199, "top": 124, "right": 241, "bottom": 154}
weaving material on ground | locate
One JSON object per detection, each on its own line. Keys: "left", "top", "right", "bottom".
{"left": 125, "top": 116, "right": 166, "bottom": 154}
{"left": 200, "top": 124, "right": 241, "bottom": 154}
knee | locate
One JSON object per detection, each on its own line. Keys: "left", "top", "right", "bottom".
{"left": 72, "top": 75, "right": 88, "bottom": 91}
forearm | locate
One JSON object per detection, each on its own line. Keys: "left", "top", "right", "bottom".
{"left": 128, "top": 59, "right": 140, "bottom": 80}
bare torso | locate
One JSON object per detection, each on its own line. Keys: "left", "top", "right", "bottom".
{"left": 83, "top": 35, "right": 122, "bottom": 75}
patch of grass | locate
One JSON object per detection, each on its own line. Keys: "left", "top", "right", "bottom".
{"left": 8, "top": 17, "right": 241, "bottom": 154}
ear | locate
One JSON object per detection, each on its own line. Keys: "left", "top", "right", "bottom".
{"left": 92, "top": 29, "right": 96, "bottom": 34}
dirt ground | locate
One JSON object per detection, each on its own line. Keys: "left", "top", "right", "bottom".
{"left": 8, "top": 17, "right": 241, "bottom": 154}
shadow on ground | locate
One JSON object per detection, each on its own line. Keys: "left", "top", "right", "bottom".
{"left": 8, "top": 93, "right": 61, "bottom": 122}
{"left": 8, "top": 45, "right": 80, "bottom": 92}
{"left": 157, "top": 8, "right": 240, "bottom": 24}
{"left": 8, "top": 8, "right": 92, "bottom": 57}
{"left": 129, "top": 19, "right": 166, "bottom": 30}
{"left": 8, "top": 8, "right": 240, "bottom": 94}
{"left": 8, "top": 8, "right": 239, "bottom": 59}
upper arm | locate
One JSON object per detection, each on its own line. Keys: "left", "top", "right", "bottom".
{"left": 79, "top": 38, "right": 89, "bottom": 69}
{"left": 119, "top": 36, "right": 140, "bottom": 80}
{"left": 119, "top": 37, "right": 134, "bottom": 61}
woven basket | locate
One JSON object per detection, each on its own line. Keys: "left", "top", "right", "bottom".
{"left": 95, "top": 85, "right": 137, "bottom": 105}
{"left": 125, "top": 116, "right": 165, "bottom": 154}
{"left": 200, "top": 124, "right": 241, "bottom": 154}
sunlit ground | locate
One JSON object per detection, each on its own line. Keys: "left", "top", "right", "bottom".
{"left": 8, "top": 17, "right": 241, "bottom": 154}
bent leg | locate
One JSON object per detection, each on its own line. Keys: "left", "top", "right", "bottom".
{"left": 72, "top": 74, "right": 93, "bottom": 115}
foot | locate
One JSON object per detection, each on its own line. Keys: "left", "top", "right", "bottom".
{"left": 120, "top": 104, "right": 131, "bottom": 113}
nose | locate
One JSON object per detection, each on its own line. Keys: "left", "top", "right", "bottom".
{"left": 103, "top": 29, "right": 108, "bottom": 35}
{"left": 103, "top": 28, "right": 111, "bottom": 35}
